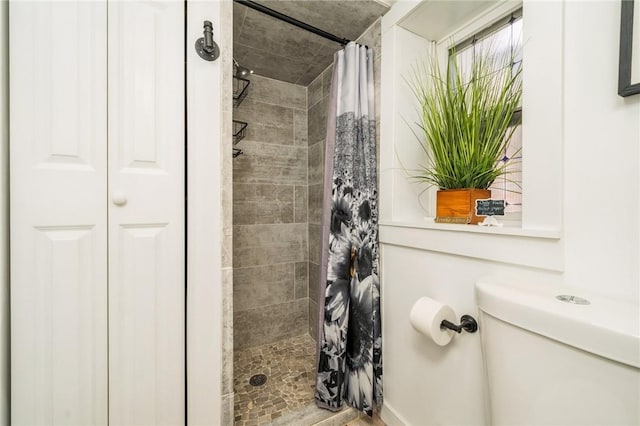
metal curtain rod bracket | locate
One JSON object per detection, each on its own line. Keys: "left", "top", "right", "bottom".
{"left": 233, "top": 0, "right": 351, "bottom": 46}
{"left": 195, "top": 20, "right": 220, "bottom": 61}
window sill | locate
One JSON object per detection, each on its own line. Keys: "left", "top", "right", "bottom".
{"left": 380, "top": 218, "right": 561, "bottom": 239}
{"left": 379, "top": 219, "right": 563, "bottom": 271}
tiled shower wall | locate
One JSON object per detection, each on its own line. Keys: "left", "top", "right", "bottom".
{"left": 307, "top": 19, "right": 382, "bottom": 340}
{"left": 232, "top": 74, "right": 309, "bottom": 350}
{"left": 232, "top": 19, "right": 382, "bottom": 349}
{"left": 306, "top": 66, "right": 330, "bottom": 341}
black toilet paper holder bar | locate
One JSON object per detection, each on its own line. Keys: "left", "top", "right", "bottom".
{"left": 441, "top": 315, "right": 478, "bottom": 334}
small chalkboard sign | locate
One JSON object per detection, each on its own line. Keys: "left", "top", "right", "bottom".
{"left": 475, "top": 199, "right": 505, "bottom": 217}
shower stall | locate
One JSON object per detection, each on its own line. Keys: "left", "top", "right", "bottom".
{"left": 228, "top": 1, "right": 385, "bottom": 424}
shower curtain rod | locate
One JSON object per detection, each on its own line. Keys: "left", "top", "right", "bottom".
{"left": 233, "top": 0, "right": 351, "bottom": 46}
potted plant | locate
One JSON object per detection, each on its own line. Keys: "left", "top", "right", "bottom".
{"left": 409, "top": 45, "right": 522, "bottom": 224}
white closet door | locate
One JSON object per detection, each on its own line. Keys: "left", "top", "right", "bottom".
{"left": 10, "top": 1, "right": 108, "bottom": 424}
{"left": 108, "top": 1, "right": 186, "bottom": 425}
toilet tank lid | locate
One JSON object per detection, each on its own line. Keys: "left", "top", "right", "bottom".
{"left": 475, "top": 278, "right": 640, "bottom": 369}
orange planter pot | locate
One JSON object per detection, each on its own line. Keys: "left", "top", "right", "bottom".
{"left": 435, "top": 189, "right": 491, "bottom": 224}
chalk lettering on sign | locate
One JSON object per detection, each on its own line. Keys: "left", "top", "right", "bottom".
{"left": 475, "top": 199, "right": 505, "bottom": 217}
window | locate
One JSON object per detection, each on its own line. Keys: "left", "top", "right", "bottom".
{"left": 449, "top": 10, "right": 523, "bottom": 214}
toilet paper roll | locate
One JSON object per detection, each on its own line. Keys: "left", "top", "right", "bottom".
{"left": 409, "top": 297, "right": 456, "bottom": 346}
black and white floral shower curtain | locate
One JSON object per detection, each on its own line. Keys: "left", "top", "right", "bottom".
{"left": 315, "top": 42, "right": 382, "bottom": 416}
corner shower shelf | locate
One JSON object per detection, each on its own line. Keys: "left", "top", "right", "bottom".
{"left": 233, "top": 120, "right": 248, "bottom": 145}
{"left": 233, "top": 76, "right": 251, "bottom": 107}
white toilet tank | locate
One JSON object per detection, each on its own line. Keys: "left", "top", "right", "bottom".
{"left": 476, "top": 279, "right": 640, "bottom": 426}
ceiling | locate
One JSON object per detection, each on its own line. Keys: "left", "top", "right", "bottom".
{"left": 400, "top": 0, "right": 497, "bottom": 41}
{"left": 233, "top": 1, "right": 390, "bottom": 85}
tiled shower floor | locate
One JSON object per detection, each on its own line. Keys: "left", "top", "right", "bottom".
{"left": 233, "top": 334, "right": 317, "bottom": 425}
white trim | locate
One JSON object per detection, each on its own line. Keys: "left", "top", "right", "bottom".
{"left": 381, "top": 0, "right": 422, "bottom": 34}
{"left": 380, "top": 219, "right": 560, "bottom": 239}
{"left": 379, "top": 25, "right": 432, "bottom": 224}
{"left": 380, "top": 401, "right": 409, "bottom": 426}
{"left": 436, "top": 1, "right": 522, "bottom": 48}
{"left": 186, "top": 1, "right": 229, "bottom": 424}
{"left": 0, "top": 0, "right": 9, "bottom": 423}
{"left": 380, "top": 0, "right": 564, "bottom": 238}
{"left": 380, "top": 223, "right": 563, "bottom": 272}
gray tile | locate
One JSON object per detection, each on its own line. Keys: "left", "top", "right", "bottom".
{"left": 237, "top": 9, "right": 329, "bottom": 63}
{"left": 234, "top": 99, "right": 294, "bottom": 145}
{"left": 246, "top": 74, "right": 306, "bottom": 110}
{"left": 221, "top": 392, "right": 234, "bottom": 426}
{"left": 234, "top": 263, "right": 295, "bottom": 311}
{"left": 233, "top": 141, "right": 307, "bottom": 185}
{"left": 374, "top": 53, "right": 381, "bottom": 123}
{"left": 236, "top": 122, "right": 294, "bottom": 148}
{"left": 222, "top": 198, "right": 234, "bottom": 270}
{"left": 233, "top": 299, "right": 308, "bottom": 349}
{"left": 234, "top": 44, "right": 312, "bottom": 85}
{"left": 233, "top": 223, "right": 308, "bottom": 248}
{"left": 322, "top": 65, "right": 334, "bottom": 100}
{"left": 232, "top": 1, "right": 389, "bottom": 85}
{"left": 296, "top": 60, "right": 334, "bottom": 86}
{"left": 308, "top": 141, "right": 325, "bottom": 186}
{"left": 356, "top": 18, "right": 382, "bottom": 57}
{"left": 375, "top": 120, "right": 381, "bottom": 167}
{"left": 222, "top": 4, "right": 234, "bottom": 271}
{"left": 260, "top": 1, "right": 388, "bottom": 42}
{"left": 270, "top": 404, "right": 359, "bottom": 426}
{"left": 293, "top": 109, "right": 308, "bottom": 146}
{"left": 233, "top": 244, "right": 308, "bottom": 269}
{"left": 233, "top": 2, "right": 247, "bottom": 43}
{"left": 309, "top": 299, "right": 318, "bottom": 341}
{"left": 233, "top": 183, "right": 294, "bottom": 225}
{"left": 294, "top": 261, "right": 308, "bottom": 299}
{"left": 307, "top": 72, "right": 323, "bottom": 108}
{"left": 233, "top": 334, "right": 319, "bottom": 423}
{"left": 313, "top": 407, "right": 361, "bottom": 426}
{"left": 308, "top": 223, "right": 321, "bottom": 264}
{"left": 233, "top": 223, "right": 308, "bottom": 268}
{"left": 294, "top": 185, "right": 308, "bottom": 224}
{"left": 308, "top": 95, "right": 328, "bottom": 145}
{"left": 234, "top": 223, "right": 306, "bottom": 248}
{"left": 222, "top": 268, "right": 234, "bottom": 395}
{"left": 308, "top": 261, "right": 319, "bottom": 303}
{"left": 308, "top": 182, "right": 323, "bottom": 225}
{"left": 233, "top": 183, "right": 292, "bottom": 203}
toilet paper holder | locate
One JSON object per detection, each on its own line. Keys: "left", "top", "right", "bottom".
{"left": 440, "top": 315, "right": 478, "bottom": 334}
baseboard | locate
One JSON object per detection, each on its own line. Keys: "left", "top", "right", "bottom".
{"left": 380, "top": 401, "right": 409, "bottom": 426}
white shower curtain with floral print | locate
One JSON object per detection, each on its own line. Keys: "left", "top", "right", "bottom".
{"left": 315, "top": 42, "right": 382, "bottom": 417}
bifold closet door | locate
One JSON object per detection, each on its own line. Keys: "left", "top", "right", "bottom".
{"left": 11, "top": 0, "right": 185, "bottom": 424}
{"left": 10, "top": 1, "right": 109, "bottom": 424}
{"left": 107, "top": 1, "right": 185, "bottom": 424}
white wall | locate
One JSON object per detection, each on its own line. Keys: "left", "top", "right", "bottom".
{"left": 563, "top": 0, "right": 640, "bottom": 301}
{"left": 380, "top": 1, "right": 640, "bottom": 425}
{"left": 0, "top": 0, "right": 9, "bottom": 423}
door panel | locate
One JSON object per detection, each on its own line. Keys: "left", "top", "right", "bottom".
{"left": 108, "top": 1, "right": 185, "bottom": 424}
{"left": 10, "top": 1, "right": 108, "bottom": 424}
{"left": 11, "top": 1, "right": 185, "bottom": 423}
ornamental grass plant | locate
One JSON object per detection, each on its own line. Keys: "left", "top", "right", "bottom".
{"left": 409, "top": 44, "right": 523, "bottom": 190}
